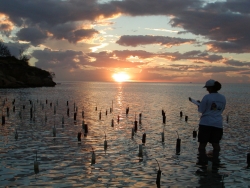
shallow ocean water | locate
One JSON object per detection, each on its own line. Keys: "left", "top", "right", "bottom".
{"left": 0, "top": 82, "right": 250, "bottom": 187}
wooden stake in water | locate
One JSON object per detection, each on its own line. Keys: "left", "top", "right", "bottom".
{"left": 15, "top": 129, "right": 18, "bottom": 140}
{"left": 78, "top": 132, "right": 81, "bottom": 142}
{"left": 7, "top": 107, "right": 9, "bottom": 117}
{"left": 1, "top": 114, "right": 5, "bottom": 125}
{"left": 99, "top": 110, "right": 101, "bottom": 120}
{"left": 162, "top": 109, "right": 165, "bottom": 117}
{"left": 30, "top": 107, "right": 33, "bottom": 120}
{"left": 34, "top": 151, "right": 39, "bottom": 174}
{"left": 139, "top": 144, "right": 143, "bottom": 157}
{"left": 134, "top": 113, "right": 138, "bottom": 132}
{"left": 193, "top": 128, "right": 197, "bottom": 139}
{"left": 180, "top": 111, "right": 183, "bottom": 117}
{"left": 84, "top": 123, "right": 88, "bottom": 135}
{"left": 53, "top": 124, "right": 56, "bottom": 137}
{"left": 155, "top": 159, "right": 161, "bottom": 188}
{"left": 139, "top": 113, "right": 142, "bottom": 124}
{"left": 104, "top": 132, "right": 107, "bottom": 150}
{"left": 163, "top": 114, "right": 166, "bottom": 124}
{"left": 91, "top": 148, "right": 96, "bottom": 165}
{"left": 74, "top": 112, "right": 77, "bottom": 121}
{"left": 111, "top": 119, "right": 114, "bottom": 127}
{"left": 176, "top": 131, "right": 181, "bottom": 155}
{"left": 142, "top": 132, "right": 146, "bottom": 144}
{"left": 162, "top": 129, "right": 165, "bottom": 143}
{"left": 247, "top": 153, "right": 250, "bottom": 168}
{"left": 131, "top": 128, "right": 135, "bottom": 138}
{"left": 126, "top": 107, "right": 129, "bottom": 117}
{"left": 62, "top": 115, "right": 64, "bottom": 124}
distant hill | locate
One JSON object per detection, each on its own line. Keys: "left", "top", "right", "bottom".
{"left": 0, "top": 56, "right": 56, "bottom": 88}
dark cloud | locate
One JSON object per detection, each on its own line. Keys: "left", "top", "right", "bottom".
{"left": 110, "top": 0, "right": 201, "bottom": 16}
{"left": 0, "top": 0, "right": 118, "bottom": 26}
{"left": 32, "top": 48, "right": 91, "bottom": 70}
{"left": 0, "top": 0, "right": 111, "bottom": 44}
{"left": 170, "top": 1, "right": 250, "bottom": 53}
{"left": 116, "top": 35, "right": 195, "bottom": 47}
{"left": 206, "top": 41, "right": 250, "bottom": 53}
{"left": 16, "top": 27, "right": 48, "bottom": 46}
{"left": 50, "top": 23, "right": 99, "bottom": 43}
{"left": 201, "top": 66, "right": 245, "bottom": 73}
{"left": 224, "top": 59, "right": 250, "bottom": 67}
{"left": 160, "top": 50, "right": 223, "bottom": 62}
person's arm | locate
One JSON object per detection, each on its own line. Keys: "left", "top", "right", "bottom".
{"left": 198, "top": 95, "right": 207, "bottom": 113}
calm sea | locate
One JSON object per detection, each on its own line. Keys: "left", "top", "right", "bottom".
{"left": 0, "top": 82, "right": 250, "bottom": 187}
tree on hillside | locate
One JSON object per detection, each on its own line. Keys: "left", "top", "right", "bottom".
{"left": 19, "top": 48, "right": 30, "bottom": 64}
{"left": 0, "top": 41, "right": 11, "bottom": 57}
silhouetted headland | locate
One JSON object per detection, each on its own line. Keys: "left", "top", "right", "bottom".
{"left": 0, "top": 56, "right": 56, "bottom": 88}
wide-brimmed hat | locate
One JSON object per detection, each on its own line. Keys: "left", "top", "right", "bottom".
{"left": 203, "top": 79, "right": 215, "bottom": 88}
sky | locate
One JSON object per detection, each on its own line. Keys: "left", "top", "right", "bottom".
{"left": 1, "top": 0, "right": 250, "bottom": 83}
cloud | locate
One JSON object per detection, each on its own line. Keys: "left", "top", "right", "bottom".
{"left": 201, "top": 66, "right": 245, "bottom": 73}
{"left": 0, "top": 0, "right": 113, "bottom": 44}
{"left": 50, "top": 23, "right": 99, "bottom": 43}
{"left": 110, "top": 0, "right": 201, "bottom": 16}
{"left": 224, "top": 59, "right": 250, "bottom": 67}
{"left": 170, "top": 1, "right": 250, "bottom": 53}
{"left": 32, "top": 48, "right": 91, "bottom": 70}
{"left": 159, "top": 50, "right": 223, "bottom": 62}
{"left": 16, "top": 27, "right": 48, "bottom": 46}
{"left": 116, "top": 35, "right": 195, "bottom": 47}
{"left": 0, "top": 14, "right": 14, "bottom": 36}
{"left": 87, "top": 51, "right": 143, "bottom": 68}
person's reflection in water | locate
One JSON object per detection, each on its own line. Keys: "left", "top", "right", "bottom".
{"left": 196, "top": 159, "right": 226, "bottom": 188}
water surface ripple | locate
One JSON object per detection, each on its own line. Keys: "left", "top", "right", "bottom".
{"left": 0, "top": 82, "right": 250, "bottom": 187}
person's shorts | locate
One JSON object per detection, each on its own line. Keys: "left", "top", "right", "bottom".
{"left": 198, "top": 125, "right": 223, "bottom": 143}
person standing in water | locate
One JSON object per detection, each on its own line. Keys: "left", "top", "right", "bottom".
{"left": 197, "top": 79, "right": 226, "bottom": 166}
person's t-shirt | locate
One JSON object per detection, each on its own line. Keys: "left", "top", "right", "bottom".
{"left": 198, "top": 93, "right": 226, "bottom": 128}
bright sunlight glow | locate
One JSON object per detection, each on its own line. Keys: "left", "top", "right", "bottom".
{"left": 112, "top": 72, "right": 130, "bottom": 82}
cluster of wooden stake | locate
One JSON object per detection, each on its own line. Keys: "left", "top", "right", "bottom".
{"left": 0, "top": 96, "right": 242, "bottom": 187}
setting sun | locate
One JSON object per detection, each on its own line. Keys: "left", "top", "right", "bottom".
{"left": 112, "top": 72, "right": 130, "bottom": 82}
